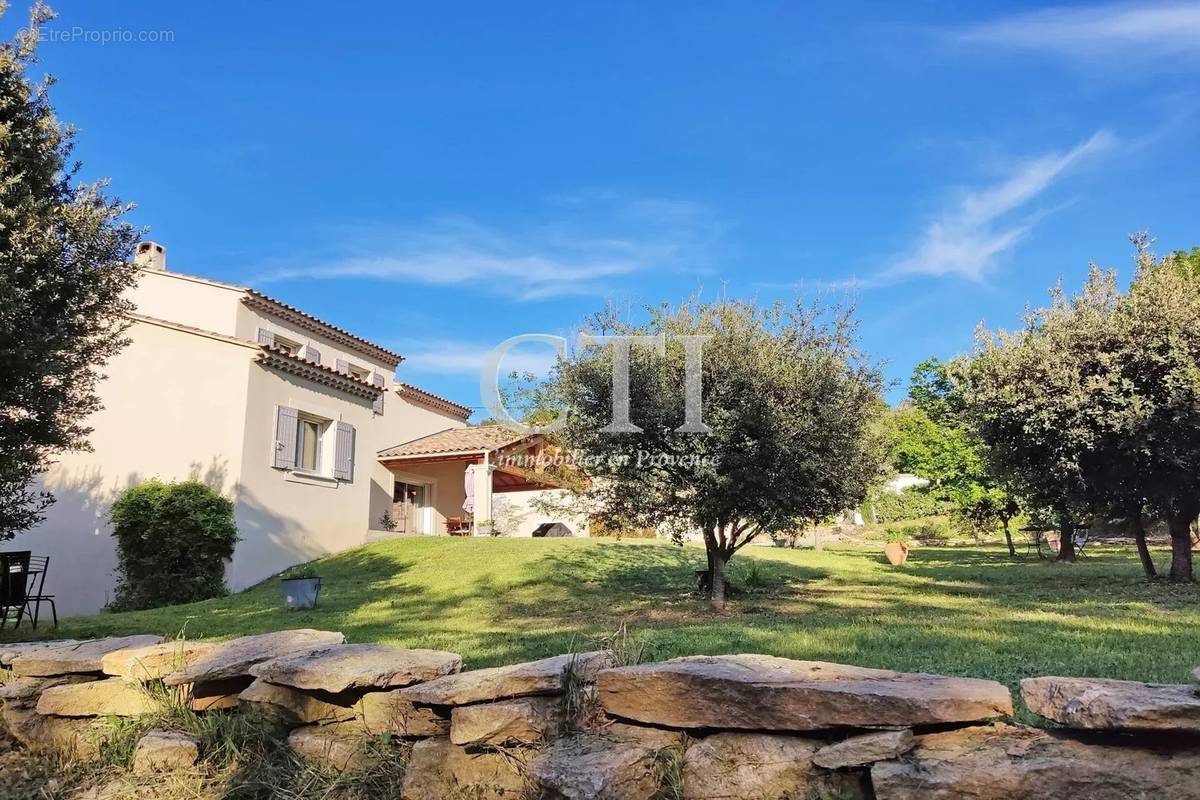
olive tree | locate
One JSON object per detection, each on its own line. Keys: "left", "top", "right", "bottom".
{"left": 551, "top": 298, "right": 886, "bottom": 609}
{"left": 0, "top": 4, "right": 139, "bottom": 538}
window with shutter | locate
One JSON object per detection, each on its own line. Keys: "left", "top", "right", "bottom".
{"left": 372, "top": 373, "right": 385, "bottom": 414}
{"left": 273, "top": 406, "right": 299, "bottom": 468}
{"left": 334, "top": 422, "right": 355, "bottom": 481}
{"left": 335, "top": 358, "right": 349, "bottom": 374}
{"left": 305, "top": 346, "right": 321, "bottom": 365}
{"left": 257, "top": 328, "right": 275, "bottom": 346}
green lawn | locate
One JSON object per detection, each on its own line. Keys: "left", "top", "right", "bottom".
{"left": 6, "top": 537, "right": 1198, "bottom": 723}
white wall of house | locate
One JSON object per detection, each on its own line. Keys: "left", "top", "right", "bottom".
{"left": 22, "top": 317, "right": 255, "bottom": 615}
{"left": 20, "top": 264, "right": 471, "bottom": 617}
{"left": 492, "top": 489, "right": 591, "bottom": 537}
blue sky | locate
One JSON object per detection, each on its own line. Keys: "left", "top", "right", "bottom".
{"left": 7, "top": 2, "right": 1199, "bottom": 414}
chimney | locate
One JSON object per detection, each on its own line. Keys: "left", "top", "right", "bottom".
{"left": 134, "top": 241, "right": 167, "bottom": 271}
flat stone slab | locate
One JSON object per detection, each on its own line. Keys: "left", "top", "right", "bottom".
{"left": 528, "top": 723, "right": 682, "bottom": 800}
{"left": 683, "top": 732, "right": 821, "bottom": 800}
{"left": 450, "top": 695, "right": 563, "bottom": 746}
{"left": 162, "top": 629, "right": 345, "bottom": 686}
{"left": 132, "top": 729, "right": 200, "bottom": 774}
{"left": 1022, "top": 676, "right": 1200, "bottom": 732}
{"left": 239, "top": 678, "right": 357, "bottom": 725}
{"left": 598, "top": 655, "right": 1013, "bottom": 731}
{"left": 250, "top": 643, "right": 462, "bottom": 693}
{"left": 357, "top": 689, "right": 450, "bottom": 737}
{"left": 37, "top": 677, "right": 161, "bottom": 717}
{"left": 288, "top": 721, "right": 377, "bottom": 772}
{"left": 1, "top": 705, "right": 106, "bottom": 759}
{"left": 101, "top": 641, "right": 216, "bottom": 682}
{"left": 0, "top": 675, "right": 97, "bottom": 709}
{"left": 0, "top": 640, "right": 81, "bottom": 667}
{"left": 400, "top": 651, "right": 616, "bottom": 707}
{"left": 11, "top": 635, "right": 164, "bottom": 677}
{"left": 814, "top": 729, "right": 914, "bottom": 769}
{"left": 871, "top": 723, "right": 1200, "bottom": 799}
{"left": 190, "top": 677, "right": 252, "bottom": 712}
{"left": 401, "top": 736, "right": 528, "bottom": 800}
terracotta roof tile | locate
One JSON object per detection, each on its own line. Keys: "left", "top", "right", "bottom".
{"left": 378, "top": 426, "right": 528, "bottom": 459}
{"left": 244, "top": 290, "right": 403, "bottom": 366}
{"left": 397, "top": 383, "right": 473, "bottom": 420}
{"left": 256, "top": 344, "right": 385, "bottom": 400}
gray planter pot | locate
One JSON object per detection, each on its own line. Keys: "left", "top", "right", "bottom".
{"left": 281, "top": 577, "right": 322, "bottom": 610}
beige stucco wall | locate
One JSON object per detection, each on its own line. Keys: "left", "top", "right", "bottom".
{"left": 228, "top": 364, "right": 378, "bottom": 592}
{"left": 128, "top": 269, "right": 244, "bottom": 336}
{"left": 492, "top": 489, "right": 591, "bottom": 537}
{"left": 20, "top": 318, "right": 255, "bottom": 616}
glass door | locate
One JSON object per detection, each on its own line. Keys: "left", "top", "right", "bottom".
{"left": 392, "top": 481, "right": 428, "bottom": 534}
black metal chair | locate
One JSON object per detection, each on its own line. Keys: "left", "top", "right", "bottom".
{"left": 0, "top": 551, "right": 57, "bottom": 630}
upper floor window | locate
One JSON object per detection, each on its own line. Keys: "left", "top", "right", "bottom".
{"left": 347, "top": 364, "right": 369, "bottom": 381}
{"left": 274, "top": 335, "right": 303, "bottom": 357}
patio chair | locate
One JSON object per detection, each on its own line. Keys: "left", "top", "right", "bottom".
{"left": 445, "top": 517, "right": 471, "bottom": 536}
{"left": 0, "top": 552, "right": 57, "bottom": 631}
{"left": 1074, "top": 529, "right": 1091, "bottom": 558}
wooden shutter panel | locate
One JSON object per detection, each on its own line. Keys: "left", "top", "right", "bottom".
{"left": 336, "top": 358, "right": 349, "bottom": 374}
{"left": 334, "top": 422, "right": 355, "bottom": 481}
{"left": 305, "top": 346, "right": 321, "bottom": 365}
{"left": 257, "top": 328, "right": 274, "bottom": 346}
{"left": 273, "top": 406, "right": 298, "bottom": 468}
{"left": 372, "top": 373, "right": 385, "bottom": 414}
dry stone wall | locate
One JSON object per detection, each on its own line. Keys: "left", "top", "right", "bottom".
{"left": 2, "top": 631, "right": 1200, "bottom": 799}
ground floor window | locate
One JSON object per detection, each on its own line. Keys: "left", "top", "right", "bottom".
{"left": 295, "top": 416, "right": 324, "bottom": 472}
{"left": 393, "top": 481, "right": 429, "bottom": 533}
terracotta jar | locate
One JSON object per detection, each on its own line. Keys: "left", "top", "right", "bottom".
{"left": 884, "top": 541, "right": 909, "bottom": 566}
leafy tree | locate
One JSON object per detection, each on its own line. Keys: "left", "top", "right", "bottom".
{"left": 0, "top": 5, "right": 139, "bottom": 539}
{"left": 966, "top": 237, "right": 1200, "bottom": 580}
{"left": 551, "top": 298, "right": 886, "bottom": 609}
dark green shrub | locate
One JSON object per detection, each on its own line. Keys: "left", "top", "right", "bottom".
{"left": 109, "top": 480, "right": 238, "bottom": 611}
{"left": 870, "top": 488, "right": 952, "bottom": 523}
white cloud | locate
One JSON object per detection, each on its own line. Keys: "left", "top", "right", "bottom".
{"left": 887, "top": 131, "right": 1115, "bottom": 280}
{"left": 955, "top": 2, "right": 1200, "bottom": 61}
{"left": 400, "top": 338, "right": 559, "bottom": 377}
{"left": 253, "top": 195, "right": 716, "bottom": 302}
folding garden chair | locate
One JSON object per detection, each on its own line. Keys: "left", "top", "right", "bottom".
{"left": 0, "top": 551, "right": 57, "bottom": 630}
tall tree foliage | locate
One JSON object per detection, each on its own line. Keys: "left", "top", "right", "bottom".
{"left": 966, "top": 236, "right": 1200, "bottom": 580}
{"left": 551, "top": 298, "right": 886, "bottom": 609}
{"left": 0, "top": 4, "right": 139, "bottom": 539}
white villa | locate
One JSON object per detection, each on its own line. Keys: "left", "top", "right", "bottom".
{"left": 21, "top": 243, "right": 584, "bottom": 616}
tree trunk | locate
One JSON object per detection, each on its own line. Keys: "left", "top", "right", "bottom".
{"left": 1056, "top": 518, "right": 1076, "bottom": 562}
{"left": 1167, "top": 513, "right": 1195, "bottom": 583}
{"left": 710, "top": 548, "right": 727, "bottom": 610}
{"left": 1002, "top": 516, "right": 1015, "bottom": 557}
{"left": 813, "top": 528, "right": 823, "bottom": 552}
{"left": 1131, "top": 508, "right": 1157, "bottom": 580}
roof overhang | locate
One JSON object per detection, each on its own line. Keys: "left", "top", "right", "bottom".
{"left": 244, "top": 290, "right": 403, "bottom": 367}
{"left": 256, "top": 345, "right": 384, "bottom": 400}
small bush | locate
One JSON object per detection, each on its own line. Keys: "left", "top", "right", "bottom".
{"left": 109, "top": 480, "right": 238, "bottom": 611}
{"left": 884, "top": 518, "right": 956, "bottom": 545}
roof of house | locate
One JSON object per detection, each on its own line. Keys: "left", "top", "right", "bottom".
{"left": 378, "top": 425, "right": 529, "bottom": 460}
{"left": 244, "top": 290, "right": 403, "bottom": 367}
{"left": 397, "top": 383, "right": 473, "bottom": 420}
{"left": 256, "top": 344, "right": 384, "bottom": 400}
{"left": 140, "top": 266, "right": 405, "bottom": 366}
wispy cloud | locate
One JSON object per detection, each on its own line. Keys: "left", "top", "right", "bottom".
{"left": 252, "top": 194, "right": 717, "bottom": 302}
{"left": 885, "top": 131, "right": 1116, "bottom": 280}
{"left": 399, "top": 338, "right": 559, "bottom": 376}
{"left": 955, "top": 2, "right": 1200, "bottom": 62}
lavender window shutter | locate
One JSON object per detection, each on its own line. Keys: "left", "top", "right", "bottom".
{"left": 334, "top": 422, "right": 355, "bottom": 481}
{"left": 305, "top": 346, "right": 321, "bottom": 365}
{"left": 273, "top": 406, "right": 298, "bottom": 468}
{"left": 372, "top": 373, "right": 385, "bottom": 414}
{"left": 257, "top": 328, "right": 274, "bottom": 346}
{"left": 336, "top": 358, "right": 349, "bottom": 374}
